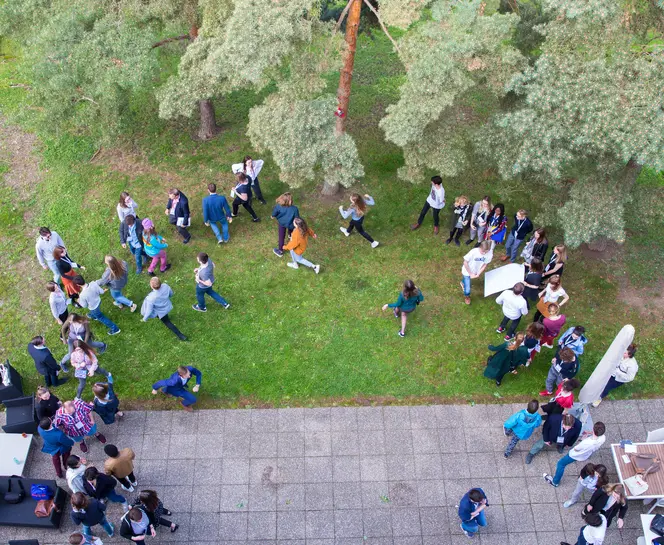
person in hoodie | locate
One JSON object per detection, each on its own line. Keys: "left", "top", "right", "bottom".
{"left": 66, "top": 455, "right": 88, "bottom": 494}
{"left": 591, "top": 343, "right": 638, "bottom": 407}
{"left": 70, "top": 492, "right": 115, "bottom": 538}
{"left": 540, "top": 347, "right": 579, "bottom": 397}
{"left": 495, "top": 283, "right": 529, "bottom": 341}
{"left": 410, "top": 175, "right": 446, "bottom": 234}
{"left": 500, "top": 209, "right": 533, "bottom": 263}
{"left": 35, "top": 226, "right": 66, "bottom": 283}
{"left": 38, "top": 416, "right": 74, "bottom": 478}
{"left": 151, "top": 365, "right": 202, "bottom": 412}
{"left": 557, "top": 325, "right": 588, "bottom": 357}
{"left": 141, "top": 276, "right": 186, "bottom": 341}
{"left": 525, "top": 413, "right": 582, "bottom": 464}
{"left": 502, "top": 399, "right": 542, "bottom": 458}
{"left": 203, "top": 182, "right": 233, "bottom": 244}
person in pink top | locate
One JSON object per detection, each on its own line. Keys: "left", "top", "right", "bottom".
{"left": 54, "top": 399, "right": 106, "bottom": 453}
{"left": 541, "top": 302, "right": 567, "bottom": 348}
{"left": 70, "top": 340, "right": 112, "bottom": 400}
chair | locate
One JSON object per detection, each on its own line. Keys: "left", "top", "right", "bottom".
{"left": 648, "top": 498, "right": 664, "bottom": 514}
{"left": 0, "top": 361, "right": 23, "bottom": 403}
{"left": 2, "top": 396, "right": 38, "bottom": 434}
{"left": 647, "top": 427, "right": 664, "bottom": 443}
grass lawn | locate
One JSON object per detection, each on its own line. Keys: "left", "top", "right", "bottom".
{"left": 1, "top": 34, "right": 663, "bottom": 408}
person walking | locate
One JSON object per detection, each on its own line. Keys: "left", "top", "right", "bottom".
{"left": 70, "top": 492, "right": 115, "bottom": 538}
{"left": 563, "top": 463, "right": 608, "bottom": 508}
{"left": 92, "top": 381, "right": 124, "bottom": 424}
{"left": 484, "top": 332, "right": 529, "bottom": 386}
{"left": 54, "top": 398, "right": 106, "bottom": 453}
{"left": 28, "top": 336, "right": 67, "bottom": 387}
{"left": 410, "top": 175, "right": 446, "bottom": 234}
{"left": 119, "top": 506, "right": 156, "bottom": 542}
{"left": 502, "top": 400, "right": 542, "bottom": 458}
{"left": 582, "top": 483, "right": 628, "bottom": 529}
{"left": 141, "top": 219, "right": 171, "bottom": 277}
{"left": 60, "top": 314, "right": 107, "bottom": 370}
{"left": 38, "top": 416, "right": 74, "bottom": 478}
{"left": 467, "top": 196, "right": 491, "bottom": 246}
{"left": 271, "top": 192, "right": 300, "bottom": 256}
{"left": 103, "top": 444, "right": 137, "bottom": 492}
{"left": 526, "top": 413, "right": 582, "bottom": 464}
{"left": 71, "top": 340, "right": 112, "bottom": 399}
{"left": 151, "top": 365, "right": 201, "bottom": 412}
{"left": 66, "top": 455, "right": 88, "bottom": 494}
{"left": 524, "top": 322, "right": 545, "bottom": 366}
{"left": 165, "top": 188, "right": 191, "bottom": 243}
{"left": 495, "top": 282, "right": 529, "bottom": 340}
{"left": 231, "top": 173, "right": 260, "bottom": 221}
{"left": 560, "top": 511, "right": 607, "bottom": 545}
{"left": 339, "top": 193, "right": 379, "bottom": 248}
{"left": 192, "top": 252, "right": 231, "bottom": 312}
{"left": 501, "top": 209, "right": 533, "bottom": 263}
{"left": 202, "top": 182, "right": 232, "bottom": 244}
{"left": 36, "top": 386, "right": 62, "bottom": 420}
{"left": 446, "top": 196, "right": 471, "bottom": 246}
{"left": 134, "top": 489, "right": 179, "bottom": 533}
{"left": 141, "top": 276, "right": 187, "bottom": 341}
{"left": 120, "top": 215, "right": 148, "bottom": 274}
{"left": 98, "top": 256, "right": 136, "bottom": 312}
{"left": 35, "top": 226, "right": 66, "bottom": 283}
{"left": 544, "top": 422, "right": 606, "bottom": 487}
{"left": 73, "top": 276, "right": 121, "bottom": 336}
{"left": 282, "top": 217, "right": 321, "bottom": 274}
{"left": 382, "top": 279, "right": 424, "bottom": 338}
{"left": 53, "top": 246, "right": 85, "bottom": 308}
{"left": 47, "top": 281, "right": 69, "bottom": 327}
{"left": 83, "top": 466, "right": 130, "bottom": 511}
{"left": 540, "top": 347, "right": 579, "bottom": 397}
{"left": 460, "top": 240, "right": 493, "bottom": 305}
{"left": 232, "top": 155, "right": 266, "bottom": 204}
{"left": 591, "top": 344, "right": 638, "bottom": 407}
{"left": 458, "top": 488, "right": 489, "bottom": 538}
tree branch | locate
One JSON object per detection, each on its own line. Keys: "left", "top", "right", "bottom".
{"left": 151, "top": 34, "right": 191, "bottom": 49}
{"left": 334, "top": 0, "right": 354, "bottom": 34}
{"left": 362, "top": 0, "right": 400, "bottom": 53}
{"left": 77, "top": 96, "right": 99, "bottom": 106}
{"left": 9, "top": 83, "right": 31, "bottom": 90}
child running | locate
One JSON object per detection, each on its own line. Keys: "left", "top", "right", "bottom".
{"left": 271, "top": 192, "right": 300, "bottom": 257}
{"left": 283, "top": 218, "right": 320, "bottom": 274}
{"left": 382, "top": 280, "right": 424, "bottom": 338}
{"left": 141, "top": 219, "right": 171, "bottom": 277}
{"left": 339, "top": 193, "right": 379, "bottom": 248}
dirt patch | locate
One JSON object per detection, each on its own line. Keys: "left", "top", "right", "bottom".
{"left": 580, "top": 240, "right": 623, "bottom": 262}
{"left": 617, "top": 278, "right": 664, "bottom": 322}
{"left": 0, "top": 117, "right": 42, "bottom": 200}
{"left": 92, "top": 147, "right": 186, "bottom": 187}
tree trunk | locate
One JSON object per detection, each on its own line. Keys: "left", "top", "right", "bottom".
{"left": 335, "top": 0, "right": 361, "bottom": 136}
{"left": 321, "top": 176, "right": 340, "bottom": 196}
{"left": 196, "top": 99, "right": 220, "bottom": 141}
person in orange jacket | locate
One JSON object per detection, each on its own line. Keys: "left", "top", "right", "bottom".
{"left": 283, "top": 218, "right": 320, "bottom": 274}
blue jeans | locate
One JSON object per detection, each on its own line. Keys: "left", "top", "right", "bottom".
{"left": 209, "top": 220, "right": 229, "bottom": 242}
{"left": 46, "top": 260, "right": 61, "bottom": 283}
{"left": 461, "top": 275, "right": 471, "bottom": 296}
{"left": 110, "top": 289, "right": 133, "bottom": 307}
{"left": 504, "top": 428, "right": 520, "bottom": 456}
{"left": 290, "top": 250, "right": 315, "bottom": 269}
{"left": 505, "top": 233, "right": 524, "bottom": 263}
{"left": 88, "top": 306, "right": 119, "bottom": 334}
{"left": 553, "top": 453, "right": 576, "bottom": 485}
{"left": 130, "top": 245, "right": 147, "bottom": 274}
{"left": 82, "top": 514, "right": 114, "bottom": 537}
{"left": 461, "top": 510, "right": 487, "bottom": 535}
{"left": 105, "top": 489, "right": 128, "bottom": 506}
{"left": 196, "top": 285, "right": 228, "bottom": 310}
{"left": 575, "top": 526, "right": 588, "bottom": 545}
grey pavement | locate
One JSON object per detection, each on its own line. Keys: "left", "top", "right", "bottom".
{"left": 1, "top": 399, "right": 663, "bottom": 545}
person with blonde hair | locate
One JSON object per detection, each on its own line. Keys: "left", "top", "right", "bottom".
{"left": 533, "top": 274, "right": 569, "bottom": 322}
{"left": 271, "top": 192, "right": 300, "bottom": 257}
{"left": 339, "top": 193, "right": 379, "bottom": 248}
{"left": 467, "top": 195, "right": 491, "bottom": 246}
{"left": 543, "top": 244, "right": 567, "bottom": 280}
{"left": 446, "top": 195, "right": 471, "bottom": 246}
{"left": 501, "top": 209, "right": 533, "bottom": 263}
{"left": 540, "top": 302, "right": 567, "bottom": 348}
{"left": 582, "top": 483, "right": 628, "bottom": 528}
{"left": 98, "top": 255, "right": 136, "bottom": 312}
{"left": 141, "top": 276, "right": 186, "bottom": 341}
{"left": 483, "top": 332, "right": 529, "bottom": 386}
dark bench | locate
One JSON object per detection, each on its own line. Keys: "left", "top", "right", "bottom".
{"left": 0, "top": 478, "right": 67, "bottom": 528}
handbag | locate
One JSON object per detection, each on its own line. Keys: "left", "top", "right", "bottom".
{"left": 30, "top": 484, "right": 53, "bottom": 500}
{"left": 651, "top": 513, "right": 664, "bottom": 536}
{"left": 630, "top": 453, "right": 661, "bottom": 480}
{"left": 4, "top": 478, "right": 26, "bottom": 504}
{"left": 34, "top": 499, "right": 56, "bottom": 518}
{"left": 623, "top": 474, "right": 649, "bottom": 496}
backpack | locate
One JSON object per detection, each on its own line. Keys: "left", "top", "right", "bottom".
{"left": 31, "top": 483, "right": 53, "bottom": 500}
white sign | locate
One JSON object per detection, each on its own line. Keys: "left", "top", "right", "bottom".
{"left": 484, "top": 263, "right": 525, "bottom": 297}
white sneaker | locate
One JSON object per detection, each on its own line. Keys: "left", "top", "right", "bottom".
{"left": 563, "top": 500, "right": 575, "bottom": 508}
{"left": 120, "top": 483, "right": 135, "bottom": 492}
{"left": 112, "top": 301, "right": 124, "bottom": 308}
{"left": 371, "top": 241, "right": 379, "bottom": 248}
{"left": 130, "top": 304, "right": 137, "bottom": 313}
{"left": 591, "top": 399, "right": 602, "bottom": 408}
{"left": 340, "top": 227, "right": 350, "bottom": 237}
{"left": 314, "top": 264, "right": 320, "bottom": 274}
{"left": 287, "top": 262, "right": 299, "bottom": 269}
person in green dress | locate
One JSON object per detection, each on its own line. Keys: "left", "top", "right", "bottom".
{"left": 484, "top": 332, "right": 529, "bottom": 386}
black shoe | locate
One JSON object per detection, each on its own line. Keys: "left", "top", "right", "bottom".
{"left": 183, "top": 238, "right": 191, "bottom": 244}
{"left": 474, "top": 242, "right": 480, "bottom": 248}
{"left": 163, "top": 264, "right": 172, "bottom": 272}
{"left": 454, "top": 239, "right": 460, "bottom": 246}
{"left": 252, "top": 217, "right": 261, "bottom": 222}
{"left": 466, "top": 239, "right": 474, "bottom": 245}
{"left": 148, "top": 272, "right": 155, "bottom": 277}
{"left": 56, "top": 377, "right": 70, "bottom": 386}
{"left": 445, "top": 238, "right": 452, "bottom": 245}
{"left": 170, "top": 523, "right": 179, "bottom": 533}
{"left": 557, "top": 445, "right": 564, "bottom": 454}
{"left": 258, "top": 199, "right": 267, "bottom": 205}
{"left": 177, "top": 334, "right": 188, "bottom": 342}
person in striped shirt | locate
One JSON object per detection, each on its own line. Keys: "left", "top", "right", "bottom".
{"left": 54, "top": 399, "right": 106, "bottom": 453}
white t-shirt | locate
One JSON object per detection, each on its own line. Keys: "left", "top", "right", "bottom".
{"left": 426, "top": 184, "right": 445, "bottom": 209}
{"left": 569, "top": 434, "right": 606, "bottom": 461}
{"left": 582, "top": 513, "right": 607, "bottom": 545}
{"left": 462, "top": 248, "right": 493, "bottom": 277}
{"left": 496, "top": 290, "right": 529, "bottom": 320}
{"left": 543, "top": 284, "right": 567, "bottom": 303}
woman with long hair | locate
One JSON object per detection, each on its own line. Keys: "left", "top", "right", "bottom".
{"left": 135, "top": 489, "right": 179, "bottom": 533}
{"left": 563, "top": 463, "right": 608, "bottom": 508}
{"left": 339, "top": 193, "right": 379, "bottom": 248}
{"left": 521, "top": 227, "right": 548, "bottom": 268}
{"left": 523, "top": 322, "right": 545, "bottom": 367}
{"left": 522, "top": 258, "right": 544, "bottom": 311}
{"left": 484, "top": 332, "right": 529, "bottom": 386}
{"left": 583, "top": 483, "right": 628, "bottom": 528}
{"left": 382, "top": 279, "right": 424, "bottom": 338}
{"left": 141, "top": 219, "right": 171, "bottom": 276}
{"left": 446, "top": 195, "right": 471, "bottom": 246}
{"left": 542, "top": 244, "right": 567, "bottom": 280}
{"left": 282, "top": 217, "right": 320, "bottom": 274}
{"left": 468, "top": 195, "right": 491, "bottom": 246}
{"left": 533, "top": 274, "right": 569, "bottom": 322}
{"left": 231, "top": 155, "right": 266, "bottom": 204}
{"left": 540, "top": 302, "right": 567, "bottom": 348}
{"left": 53, "top": 246, "right": 85, "bottom": 307}
{"left": 60, "top": 313, "right": 107, "bottom": 370}
{"left": 70, "top": 340, "right": 112, "bottom": 399}
{"left": 271, "top": 192, "right": 300, "bottom": 257}
{"left": 484, "top": 203, "right": 507, "bottom": 247}
{"left": 99, "top": 255, "right": 136, "bottom": 312}
{"left": 117, "top": 192, "right": 138, "bottom": 223}
{"left": 36, "top": 386, "right": 62, "bottom": 420}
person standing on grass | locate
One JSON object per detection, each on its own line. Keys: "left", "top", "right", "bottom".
{"left": 544, "top": 421, "right": 606, "bottom": 488}
{"left": 61, "top": 314, "right": 107, "bottom": 371}
{"left": 560, "top": 511, "right": 607, "bottom": 545}
{"left": 70, "top": 492, "right": 115, "bottom": 538}
{"left": 272, "top": 192, "right": 300, "bottom": 257}
{"left": 71, "top": 340, "right": 112, "bottom": 399}
{"left": 165, "top": 188, "right": 191, "bottom": 244}
{"left": 495, "top": 282, "right": 529, "bottom": 340}
{"left": 231, "top": 172, "right": 260, "bottom": 221}
{"left": 533, "top": 275, "right": 569, "bottom": 322}
{"left": 36, "top": 386, "right": 62, "bottom": 420}
{"left": 557, "top": 325, "right": 588, "bottom": 358}
{"left": 28, "top": 336, "right": 68, "bottom": 387}
{"left": 467, "top": 195, "right": 491, "bottom": 246}
{"left": 540, "top": 303, "right": 566, "bottom": 348}
{"left": 382, "top": 279, "right": 424, "bottom": 338}
{"left": 141, "top": 276, "right": 187, "bottom": 341}
{"left": 484, "top": 332, "right": 529, "bottom": 386}
{"left": 98, "top": 256, "right": 137, "bottom": 312}
{"left": 117, "top": 192, "right": 139, "bottom": 225}
{"left": 446, "top": 195, "right": 471, "bottom": 246}
{"left": 54, "top": 398, "right": 106, "bottom": 453}
{"left": 484, "top": 203, "right": 507, "bottom": 247}
{"left": 540, "top": 348, "right": 579, "bottom": 397}
{"left": 73, "top": 276, "right": 121, "bottom": 336}
{"left": 502, "top": 399, "right": 542, "bottom": 458}
{"left": 526, "top": 413, "right": 582, "bottom": 465}
{"left": 563, "top": 463, "right": 608, "bottom": 508}
{"left": 92, "top": 380, "right": 123, "bottom": 424}
{"left": 135, "top": 490, "right": 179, "bottom": 533}
{"left": 83, "top": 466, "right": 130, "bottom": 511}
{"left": 141, "top": 219, "right": 171, "bottom": 277}
{"left": 103, "top": 444, "right": 137, "bottom": 492}
{"left": 120, "top": 215, "right": 148, "bottom": 274}
{"left": 283, "top": 217, "right": 321, "bottom": 274}
{"left": 36, "top": 226, "right": 66, "bottom": 283}
{"left": 232, "top": 155, "right": 267, "bottom": 204}
{"left": 47, "top": 281, "right": 69, "bottom": 328}
{"left": 591, "top": 344, "right": 638, "bottom": 407}
{"left": 543, "top": 243, "right": 567, "bottom": 280}
{"left": 192, "top": 252, "right": 231, "bottom": 312}
{"left": 524, "top": 322, "right": 545, "bottom": 366}
{"left": 521, "top": 227, "right": 548, "bottom": 270}
{"left": 460, "top": 240, "right": 492, "bottom": 305}
{"left": 151, "top": 365, "right": 201, "bottom": 412}
{"left": 54, "top": 246, "right": 85, "bottom": 308}
{"left": 38, "top": 416, "right": 74, "bottom": 478}
{"left": 522, "top": 258, "right": 543, "bottom": 311}
{"left": 339, "top": 193, "right": 379, "bottom": 248}
{"left": 501, "top": 209, "right": 533, "bottom": 263}
{"left": 410, "top": 175, "right": 446, "bottom": 234}
{"left": 458, "top": 488, "right": 489, "bottom": 538}
{"left": 202, "top": 182, "right": 232, "bottom": 244}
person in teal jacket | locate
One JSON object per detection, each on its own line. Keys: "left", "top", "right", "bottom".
{"left": 141, "top": 218, "right": 171, "bottom": 276}
{"left": 502, "top": 400, "right": 542, "bottom": 458}
{"left": 39, "top": 416, "right": 75, "bottom": 478}
{"left": 382, "top": 279, "right": 424, "bottom": 338}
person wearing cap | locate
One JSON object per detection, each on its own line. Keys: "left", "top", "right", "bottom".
{"left": 141, "top": 218, "right": 171, "bottom": 276}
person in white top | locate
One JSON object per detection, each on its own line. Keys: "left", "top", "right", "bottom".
{"left": 467, "top": 196, "right": 492, "bottom": 246}
{"left": 46, "top": 281, "right": 69, "bottom": 326}
{"left": 545, "top": 421, "right": 606, "bottom": 487}
{"left": 591, "top": 344, "right": 638, "bottom": 407}
{"left": 533, "top": 274, "right": 569, "bottom": 322}
{"left": 231, "top": 155, "right": 266, "bottom": 204}
{"left": 461, "top": 240, "right": 493, "bottom": 305}
{"left": 36, "top": 227, "right": 66, "bottom": 283}
{"left": 560, "top": 511, "right": 606, "bottom": 545}
{"left": 496, "top": 283, "right": 529, "bottom": 340}
{"left": 410, "top": 175, "right": 446, "bottom": 234}
{"left": 116, "top": 192, "right": 139, "bottom": 223}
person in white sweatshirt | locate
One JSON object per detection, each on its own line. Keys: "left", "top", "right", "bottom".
{"left": 47, "top": 281, "right": 69, "bottom": 326}
{"left": 410, "top": 175, "right": 446, "bottom": 234}
{"left": 545, "top": 422, "right": 606, "bottom": 487}
{"left": 66, "top": 455, "right": 88, "bottom": 494}
{"left": 35, "top": 227, "right": 66, "bottom": 283}
{"left": 560, "top": 512, "right": 607, "bottom": 545}
{"left": 591, "top": 344, "right": 639, "bottom": 407}
{"left": 496, "top": 283, "right": 529, "bottom": 341}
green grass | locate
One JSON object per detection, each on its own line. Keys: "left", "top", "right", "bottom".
{"left": 1, "top": 34, "right": 663, "bottom": 408}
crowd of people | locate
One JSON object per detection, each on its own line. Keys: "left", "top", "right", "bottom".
{"left": 26, "top": 164, "right": 643, "bottom": 544}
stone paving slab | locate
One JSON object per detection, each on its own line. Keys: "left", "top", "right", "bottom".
{"left": 0, "top": 399, "right": 660, "bottom": 544}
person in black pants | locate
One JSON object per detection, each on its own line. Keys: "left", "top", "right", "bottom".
{"left": 232, "top": 173, "right": 260, "bottom": 221}
{"left": 28, "top": 336, "right": 68, "bottom": 387}
{"left": 582, "top": 483, "right": 628, "bottom": 529}
{"left": 135, "top": 489, "right": 179, "bottom": 533}
{"left": 165, "top": 188, "right": 191, "bottom": 243}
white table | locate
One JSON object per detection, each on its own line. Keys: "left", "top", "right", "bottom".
{"left": 641, "top": 514, "right": 663, "bottom": 544}
{"left": 0, "top": 433, "right": 33, "bottom": 476}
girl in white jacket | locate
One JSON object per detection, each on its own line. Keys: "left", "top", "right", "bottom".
{"left": 232, "top": 156, "right": 266, "bottom": 204}
{"left": 591, "top": 344, "right": 638, "bottom": 407}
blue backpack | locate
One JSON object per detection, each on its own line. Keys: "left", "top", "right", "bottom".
{"left": 30, "top": 484, "right": 53, "bottom": 500}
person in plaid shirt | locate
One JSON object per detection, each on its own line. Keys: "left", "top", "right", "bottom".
{"left": 55, "top": 399, "right": 106, "bottom": 453}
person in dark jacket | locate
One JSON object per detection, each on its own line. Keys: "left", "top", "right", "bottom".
{"left": 70, "top": 492, "right": 115, "bottom": 537}
{"left": 446, "top": 196, "right": 471, "bottom": 246}
{"left": 38, "top": 417, "right": 74, "bottom": 478}
{"left": 120, "top": 506, "right": 156, "bottom": 541}
{"left": 92, "top": 381, "right": 123, "bottom": 424}
{"left": 203, "top": 182, "right": 232, "bottom": 244}
{"left": 458, "top": 488, "right": 488, "bottom": 538}
{"left": 83, "top": 466, "right": 129, "bottom": 511}
{"left": 501, "top": 209, "right": 533, "bottom": 263}
{"left": 36, "top": 386, "right": 62, "bottom": 420}
{"left": 521, "top": 227, "right": 548, "bottom": 270}
{"left": 165, "top": 188, "right": 191, "bottom": 243}
{"left": 541, "top": 347, "right": 579, "bottom": 396}
{"left": 28, "top": 336, "right": 67, "bottom": 387}
{"left": 151, "top": 365, "right": 202, "bottom": 412}
{"left": 120, "top": 215, "right": 148, "bottom": 274}
{"left": 484, "top": 333, "right": 529, "bottom": 386}
{"left": 381, "top": 279, "right": 424, "bottom": 338}
{"left": 525, "top": 413, "right": 581, "bottom": 464}
{"left": 583, "top": 483, "right": 628, "bottom": 529}
{"left": 134, "top": 489, "right": 179, "bottom": 533}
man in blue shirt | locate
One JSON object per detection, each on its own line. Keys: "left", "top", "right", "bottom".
{"left": 151, "top": 365, "right": 202, "bottom": 412}
{"left": 120, "top": 215, "right": 147, "bottom": 274}
{"left": 202, "top": 182, "right": 232, "bottom": 244}
{"left": 458, "top": 488, "right": 488, "bottom": 538}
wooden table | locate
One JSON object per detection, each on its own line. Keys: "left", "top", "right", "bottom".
{"left": 641, "top": 514, "right": 663, "bottom": 544}
{"left": 0, "top": 433, "right": 33, "bottom": 476}
{"left": 611, "top": 442, "right": 664, "bottom": 500}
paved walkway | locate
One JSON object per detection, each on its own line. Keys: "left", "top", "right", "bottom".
{"left": 1, "top": 399, "right": 662, "bottom": 545}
